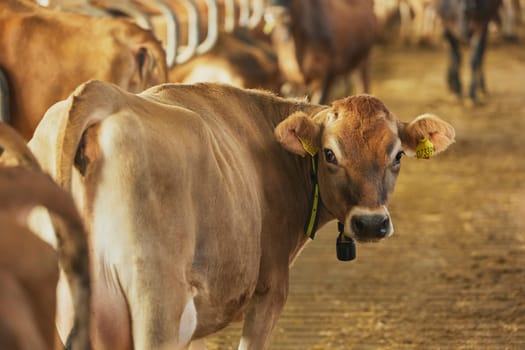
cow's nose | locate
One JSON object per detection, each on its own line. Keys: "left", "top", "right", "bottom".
{"left": 351, "top": 214, "right": 391, "bottom": 240}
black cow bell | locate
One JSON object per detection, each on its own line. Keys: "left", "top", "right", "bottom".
{"left": 336, "top": 231, "right": 356, "bottom": 261}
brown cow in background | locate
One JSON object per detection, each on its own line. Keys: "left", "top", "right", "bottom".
{"left": 435, "top": 0, "right": 502, "bottom": 103}
{"left": 0, "top": 122, "right": 91, "bottom": 350}
{"left": 0, "top": 0, "right": 167, "bottom": 140}
{"left": 156, "top": 0, "right": 282, "bottom": 92}
{"left": 265, "top": 0, "right": 379, "bottom": 104}
{"left": 169, "top": 33, "right": 282, "bottom": 92}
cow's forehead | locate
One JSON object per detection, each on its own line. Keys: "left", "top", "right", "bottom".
{"left": 320, "top": 95, "right": 399, "bottom": 158}
{"left": 333, "top": 94, "right": 396, "bottom": 127}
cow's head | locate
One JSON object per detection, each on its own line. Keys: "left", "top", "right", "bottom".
{"left": 275, "top": 94, "right": 455, "bottom": 242}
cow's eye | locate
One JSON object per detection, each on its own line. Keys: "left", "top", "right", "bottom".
{"left": 324, "top": 148, "right": 337, "bottom": 164}
{"left": 395, "top": 151, "right": 405, "bottom": 163}
{"left": 393, "top": 151, "right": 405, "bottom": 168}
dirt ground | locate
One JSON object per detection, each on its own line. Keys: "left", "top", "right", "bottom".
{"left": 206, "top": 34, "right": 525, "bottom": 349}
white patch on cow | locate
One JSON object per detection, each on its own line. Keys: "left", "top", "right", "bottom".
{"left": 55, "top": 270, "right": 75, "bottom": 342}
{"left": 326, "top": 111, "right": 338, "bottom": 124}
{"left": 179, "top": 298, "right": 197, "bottom": 346}
{"left": 71, "top": 168, "right": 86, "bottom": 214}
{"left": 184, "top": 66, "right": 243, "bottom": 87}
{"left": 27, "top": 206, "right": 57, "bottom": 249}
{"left": 289, "top": 239, "right": 311, "bottom": 268}
{"left": 238, "top": 336, "right": 250, "bottom": 350}
{"left": 389, "top": 139, "right": 403, "bottom": 159}
{"left": 90, "top": 118, "right": 137, "bottom": 284}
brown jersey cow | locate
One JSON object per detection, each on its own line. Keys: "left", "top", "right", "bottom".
{"left": 0, "top": 0, "right": 167, "bottom": 140}
{"left": 29, "top": 81, "right": 454, "bottom": 349}
{"left": 435, "top": 0, "right": 502, "bottom": 103}
{"left": 0, "top": 122, "right": 91, "bottom": 350}
{"left": 265, "top": 0, "right": 378, "bottom": 104}
{"left": 169, "top": 33, "right": 282, "bottom": 92}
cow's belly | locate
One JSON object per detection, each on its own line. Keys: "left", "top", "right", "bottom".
{"left": 191, "top": 224, "right": 262, "bottom": 337}
{"left": 191, "top": 182, "right": 263, "bottom": 335}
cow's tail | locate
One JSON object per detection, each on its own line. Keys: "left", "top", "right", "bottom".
{"left": 30, "top": 80, "right": 125, "bottom": 191}
{"left": 2, "top": 122, "right": 92, "bottom": 349}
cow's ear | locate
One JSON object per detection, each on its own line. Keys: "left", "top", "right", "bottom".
{"left": 398, "top": 114, "right": 456, "bottom": 157}
{"left": 275, "top": 111, "right": 321, "bottom": 157}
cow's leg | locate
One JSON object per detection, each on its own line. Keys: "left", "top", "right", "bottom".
{"left": 420, "top": 4, "right": 437, "bottom": 46}
{"left": 443, "top": 29, "right": 462, "bottom": 97}
{"left": 130, "top": 281, "right": 197, "bottom": 349}
{"left": 516, "top": 0, "right": 523, "bottom": 24}
{"left": 238, "top": 272, "right": 289, "bottom": 350}
{"left": 359, "top": 55, "right": 372, "bottom": 94}
{"left": 469, "top": 24, "right": 489, "bottom": 102}
{"left": 318, "top": 73, "right": 335, "bottom": 105}
{"left": 501, "top": 0, "right": 519, "bottom": 41}
{"left": 399, "top": 0, "right": 412, "bottom": 44}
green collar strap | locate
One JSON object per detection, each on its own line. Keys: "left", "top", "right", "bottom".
{"left": 304, "top": 153, "right": 321, "bottom": 239}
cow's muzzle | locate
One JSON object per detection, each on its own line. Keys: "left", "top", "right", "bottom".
{"left": 347, "top": 207, "right": 393, "bottom": 242}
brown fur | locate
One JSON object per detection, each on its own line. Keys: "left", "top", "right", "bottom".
{"left": 0, "top": 122, "right": 91, "bottom": 350}
{"left": 29, "top": 80, "right": 454, "bottom": 349}
{"left": 0, "top": 0, "right": 167, "bottom": 140}
{"left": 169, "top": 33, "right": 282, "bottom": 91}
{"left": 150, "top": 0, "right": 280, "bottom": 90}
{"left": 0, "top": 121, "right": 39, "bottom": 169}
{"left": 0, "top": 216, "right": 58, "bottom": 350}
{"left": 267, "top": 0, "right": 378, "bottom": 103}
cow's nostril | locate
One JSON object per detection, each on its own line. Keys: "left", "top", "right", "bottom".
{"left": 379, "top": 216, "right": 390, "bottom": 236}
{"left": 351, "top": 216, "right": 365, "bottom": 235}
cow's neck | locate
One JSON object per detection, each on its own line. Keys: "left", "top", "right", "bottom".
{"left": 284, "top": 150, "right": 335, "bottom": 267}
{"left": 249, "top": 97, "right": 333, "bottom": 265}
{"left": 280, "top": 132, "right": 334, "bottom": 266}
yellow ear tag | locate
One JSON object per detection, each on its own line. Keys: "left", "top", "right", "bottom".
{"left": 416, "top": 137, "right": 435, "bottom": 159}
{"left": 298, "top": 137, "right": 319, "bottom": 157}
{"left": 263, "top": 20, "right": 275, "bottom": 34}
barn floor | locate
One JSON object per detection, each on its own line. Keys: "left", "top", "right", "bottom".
{"left": 206, "top": 36, "right": 525, "bottom": 349}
